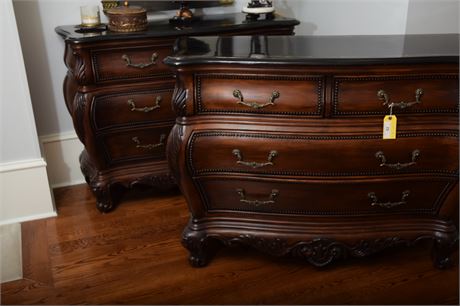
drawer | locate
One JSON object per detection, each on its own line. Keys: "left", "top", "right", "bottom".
{"left": 332, "top": 74, "right": 459, "bottom": 116}
{"left": 91, "top": 44, "right": 173, "bottom": 83}
{"left": 91, "top": 88, "right": 175, "bottom": 130}
{"left": 195, "top": 74, "right": 324, "bottom": 116}
{"left": 196, "top": 175, "right": 455, "bottom": 216}
{"left": 189, "top": 131, "right": 458, "bottom": 176}
{"left": 98, "top": 125, "right": 173, "bottom": 165}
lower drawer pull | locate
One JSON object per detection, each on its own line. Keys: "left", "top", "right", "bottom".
{"left": 132, "top": 134, "right": 166, "bottom": 150}
{"left": 232, "top": 149, "right": 278, "bottom": 168}
{"left": 368, "top": 190, "right": 410, "bottom": 209}
{"left": 233, "top": 89, "right": 280, "bottom": 109}
{"left": 127, "top": 96, "right": 161, "bottom": 112}
{"left": 375, "top": 149, "right": 420, "bottom": 170}
{"left": 236, "top": 188, "right": 279, "bottom": 206}
{"left": 121, "top": 53, "right": 158, "bottom": 69}
{"left": 377, "top": 88, "right": 424, "bottom": 109}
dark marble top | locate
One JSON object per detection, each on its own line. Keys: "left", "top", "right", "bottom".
{"left": 55, "top": 13, "right": 299, "bottom": 43}
{"left": 164, "top": 34, "right": 459, "bottom": 66}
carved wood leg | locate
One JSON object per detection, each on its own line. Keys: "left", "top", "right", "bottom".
{"left": 80, "top": 151, "right": 120, "bottom": 213}
{"left": 431, "top": 236, "right": 458, "bottom": 269}
{"left": 182, "top": 229, "right": 216, "bottom": 267}
{"left": 92, "top": 183, "right": 118, "bottom": 213}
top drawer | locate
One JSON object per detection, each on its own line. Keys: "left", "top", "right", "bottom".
{"left": 332, "top": 74, "right": 459, "bottom": 117}
{"left": 91, "top": 44, "right": 173, "bottom": 83}
{"left": 195, "top": 74, "right": 325, "bottom": 117}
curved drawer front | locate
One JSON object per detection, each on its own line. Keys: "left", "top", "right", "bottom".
{"left": 196, "top": 176, "right": 455, "bottom": 215}
{"left": 195, "top": 74, "right": 325, "bottom": 116}
{"left": 332, "top": 74, "right": 459, "bottom": 116}
{"left": 98, "top": 125, "right": 173, "bottom": 165}
{"left": 92, "top": 44, "right": 172, "bottom": 83}
{"left": 92, "top": 88, "right": 175, "bottom": 130}
{"left": 189, "top": 131, "right": 459, "bottom": 176}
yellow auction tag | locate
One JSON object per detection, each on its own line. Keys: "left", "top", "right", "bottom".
{"left": 383, "top": 115, "right": 397, "bottom": 139}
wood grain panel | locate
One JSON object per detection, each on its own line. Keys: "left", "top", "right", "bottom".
{"left": 195, "top": 74, "right": 324, "bottom": 116}
{"left": 189, "top": 131, "right": 459, "bottom": 176}
{"left": 92, "top": 88, "right": 175, "bottom": 130}
{"left": 196, "top": 175, "right": 454, "bottom": 215}
{"left": 332, "top": 74, "right": 459, "bottom": 116}
{"left": 98, "top": 125, "right": 174, "bottom": 165}
{"left": 92, "top": 44, "right": 173, "bottom": 83}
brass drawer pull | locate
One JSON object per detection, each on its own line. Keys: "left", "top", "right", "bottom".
{"left": 368, "top": 190, "right": 410, "bottom": 209}
{"left": 377, "top": 88, "right": 423, "bottom": 109}
{"left": 232, "top": 149, "right": 277, "bottom": 168}
{"left": 127, "top": 96, "right": 162, "bottom": 112}
{"left": 233, "top": 89, "right": 280, "bottom": 109}
{"left": 236, "top": 188, "right": 279, "bottom": 207}
{"left": 375, "top": 149, "right": 420, "bottom": 170}
{"left": 121, "top": 53, "right": 158, "bottom": 69}
{"left": 132, "top": 134, "right": 166, "bottom": 150}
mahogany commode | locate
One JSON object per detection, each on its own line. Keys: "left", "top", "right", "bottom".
{"left": 55, "top": 14, "right": 299, "bottom": 212}
{"left": 165, "top": 35, "right": 459, "bottom": 268}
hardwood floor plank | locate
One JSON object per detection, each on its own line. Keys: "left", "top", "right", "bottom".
{"left": 2, "top": 184, "right": 458, "bottom": 305}
{"left": 1, "top": 279, "right": 55, "bottom": 305}
{"left": 21, "top": 219, "right": 53, "bottom": 285}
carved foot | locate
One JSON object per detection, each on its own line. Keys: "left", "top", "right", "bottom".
{"left": 182, "top": 230, "right": 217, "bottom": 268}
{"left": 79, "top": 151, "right": 117, "bottom": 212}
{"left": 431, "top": 237, "right": 457, "bottom": 269}
{"left": 92, "top": 183, "right": 123, "bottom": 213}
{"left": 189, "top": 251, "right": 209, "bottom": 268}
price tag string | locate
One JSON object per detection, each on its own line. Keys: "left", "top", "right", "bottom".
{"left": 383, "top": 104, "right": 397, "bottom": 140}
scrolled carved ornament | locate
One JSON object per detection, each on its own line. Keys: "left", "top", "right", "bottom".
{"left": 71, "top": 50, "right": 87, "bottom": 85}
{"left": 172, "top": 81, "right": 188, "bottom": 116}
{"left": 167, "top": 125, "right": 184, "bottom": 182}
{"left": 73, "top": 92, "right": 87, "bottom": 143}
{"left": 213, "top": 234, "right": 436, "bottom": 267}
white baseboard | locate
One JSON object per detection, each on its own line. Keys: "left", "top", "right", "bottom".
{"left": 40, "top": 131, "right": 85, "bottom": 188}
{"left": 0, "top": 158, "right": 56, "bottom": 226}
{"left": 0, "top": 223, "right": 22, "bottom": 283}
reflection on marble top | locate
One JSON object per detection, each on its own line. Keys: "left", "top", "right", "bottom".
{"left": 165, "top": 34, "right": 459, "bottom": 66}
{"left": 55, "top": 13, "right": 299, "bottom": 43}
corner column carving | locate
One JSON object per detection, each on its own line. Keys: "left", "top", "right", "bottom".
{"left": 72, "top": 50, "right": 87, "bottom": 85}
{"left": 172, "top": 79, "right": 188, "bottom": 116}
{"left": 167, "top": 125, "right": 184, "bottom": 182}
{"left": 73, "top": 92, "right": 87, "bottom": 144}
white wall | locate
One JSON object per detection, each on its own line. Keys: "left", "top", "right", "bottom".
{"left": 1, "top": 0, "right": 56, "bottom": 282}
{"left": 1, "top": 0, "right": 55, "bottom": 222}
{"left": 276, "top": 0, "right": 459, "bottom": 36}
{"left": 1, "top": 2, "right": 43, "bottom": 163}
{"left": 12, "top": 0, "right": 459, "bottom": 187}
{"left": 405, "top": 0, "right": 459, "bottom": 34}
{"left": 276, "top": 0, "right": 409, "bottom": 35}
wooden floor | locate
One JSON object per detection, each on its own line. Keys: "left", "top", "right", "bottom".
{"left": 1, "top": 184, "right": 458, "bottom": 305}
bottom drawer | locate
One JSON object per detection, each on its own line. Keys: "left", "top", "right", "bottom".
{"left": 98, "top": 125, "right": 173, "bottom": 165}
{"left": 196, "top": 175, "right": 455, "bottom": 216}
